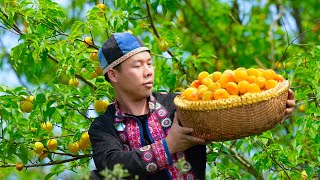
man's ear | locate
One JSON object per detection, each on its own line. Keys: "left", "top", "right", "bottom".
{"left": 107, "top": 69, "right": 118, "bottom": 83}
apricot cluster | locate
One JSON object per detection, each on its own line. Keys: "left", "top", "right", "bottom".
{"left": 181, "top": 68, "right": 284, "bottom": 101}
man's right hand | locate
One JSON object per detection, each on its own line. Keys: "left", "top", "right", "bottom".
{"left": 165, "top": 112, "right": 206, "bottom": 154}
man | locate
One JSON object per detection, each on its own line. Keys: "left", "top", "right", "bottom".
{"left": 88, "top": 32, "right": 295, "bottom": 180}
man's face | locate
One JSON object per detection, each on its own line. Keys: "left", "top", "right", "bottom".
{"left": 114, "top": 51, "right": 154, "bottom": 100}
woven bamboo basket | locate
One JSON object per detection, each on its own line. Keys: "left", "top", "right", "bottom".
{"left": 174, "top": 80, "right": 290, "bottom": 141}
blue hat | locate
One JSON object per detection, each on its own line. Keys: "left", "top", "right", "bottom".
{"left": 98, "top": 32, "right": 149, "bottom": 74}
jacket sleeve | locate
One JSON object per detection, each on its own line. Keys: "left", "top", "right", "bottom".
{"left": 88, "top": 115, "right": 173, "bottom": 176}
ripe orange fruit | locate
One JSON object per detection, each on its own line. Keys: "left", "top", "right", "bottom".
{"left": 68, "top": 142, "right": 80, "bottom": 154}
{"left": 191, "top": 80, "right": 201, "bottom": 88}
{"left": 263, "top": 69, "right": 276, "bottom": 80}
{"left": 97, "top": 4, "right": 106, "bottom": 11}
{"left": 217, "top": 72, "right": 235, "bottom": 88}
{"left": 201, "top": 77, "right": 213, "bottom": 86}
{"left": 246, "top": 75, "right": 256, "bottom": 84}
{"left": 84, "top": 37, "right": 93, "bottom": 46}
{"left": 47, "top": 139, "right": 58, "bottom": 151}
{"left": 247, "top": 68, "right": 260, "bottom": 77}
{"left": 202, "top": 91, "right": 214, "bottom": 101}
{"left": 255, "top": 76, "right": 266, "bottom": 89}
{"left": 158, "top": 39, "right": 169, "bottom": 52}
{"left": 68, "top": 78, "right": 79, "bottom": 87}
{"left": 16, "top": 163, "right": 24, "bottom": 171}
{"left": 20, "top": 101, "right": 33, "bottom": 113}
{"left": 265, "top": 80, "right": 278, "bottom": 90}
{"left": 226, "top": 82, "right": 239, "bottom": 95}
{"left": 208, "top": 82, "right": 221, "bottom": 92}
{"left": 182, "top": 87, "right": 199, "bottom": 101}
{"left": 90, "top": 50, "right": 98, "bottom": 61}
{"left": 238, "top": 80, "right": 250, "bottom": 95}
{"left": 234, "top": 68, "right": 248, "bottom": 83}
{"left": 247, "top": 83, "right": 261, "bottom": 93}
{"left": 198, "top": 86, "right": 208, "bottom": 99}
{"left": 198, "top": 71, "right": 210, "bottom": 83}
{"left": 209, "top": 71, "right": 222, "bottom": 82}
{"left": 213, "top": 89, "right": 230, "bottom": 100}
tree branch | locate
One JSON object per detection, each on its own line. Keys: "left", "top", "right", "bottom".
{"left": 0, "top": 154, "right": 91, "bottom": 168}
{"left": 145, "top": 0, "right": 186, "bottom": 75}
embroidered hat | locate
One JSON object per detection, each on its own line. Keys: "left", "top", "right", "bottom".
{"left": 98, "top": 32, "right": 149, "bottom": 74}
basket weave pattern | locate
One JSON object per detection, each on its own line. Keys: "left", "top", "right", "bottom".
{"left": 174, "top": 80, "right": 289, "bottom": 141}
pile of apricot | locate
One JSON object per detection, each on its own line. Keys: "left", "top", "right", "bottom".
{"left": 181, "top": 68, "right": 284, "bottom": 101}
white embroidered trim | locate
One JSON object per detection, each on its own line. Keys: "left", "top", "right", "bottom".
{"left": 103, "top": 47, "right": 149, "bottom": 74}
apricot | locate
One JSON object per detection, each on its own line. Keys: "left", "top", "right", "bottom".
{"left": 214, "top": 89, "right": 230, "bottom": 100}
{"left": 198, "top": 86, "right": 209, "bottom": 99}
{"left": 182, "top": 87, "right": 199, "bottom": 101}
{"left": 275, "top": 74, "right": 285, "bottom": 82}
{"left": 198, "top": 85, "right": 208, "bottom": 90}
{"left": 238, "top": 80, "right": 250, "bottom": 94}
{"left": 198, "top": 71, "right": 210, "bottom": 83}
{"left": 202, "top": 91, "right": 215, "bottom": 101}
{"left": 255, "top": 76, "right": 266, "bottom": 89}
{"left": 246, "top": 75, "right": 256, "bottom": 84}
{"left": 263, "top": 69, "right": 276, "bottom": 80}
{"left": 201, "top": 77, "right": 213, "bottom": 87}
{"left": 226, "top": 82, "right": 239, "bottom": 95}
{"left": 234, "top": 69, "right": 248, "bottom": 83}
{"left": 217, "top": 72, "right": 235, "bottom": 88}
{"left": 247, "top": 68, "right": 260, "bottom": 77}
{"left": 209, "top": 71, "right": 222, "bottom": 82}
{"left": 208, "top": 82, "right": 221, "bottom": 92}
{"left": 265, "top": 80, "right": 278, "bottom": 90}
{"left": 191, "top": 80, "right": 201, "bottom": 88}
{"left": 247, "top": 83, "right": 261, "bottom": 93}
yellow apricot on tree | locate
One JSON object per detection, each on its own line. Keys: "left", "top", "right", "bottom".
{"left": 68, "top": 142, "right": 80, "bottom": 154}
{"left": 95, "top": 67, "right": 103, "bottom": 76}
{"left": 94, "top": 100, "right": 109, "bottom": 113}
{"left": 41, "top": 121, "right": 53, "bottom": 132}
{"left": 213, "top": 89, "right": 230, "bottom": 100}
{"left": 16, "top": 163, "right": 24, "bottom": 171}
{"left": 79, "top": 138, "right": 91, "bottom": 151}
{"left": 301, "top": 170, "right": 308, "bottom": 180}
{"left": 247, "top": 83, "right": 261, "bottom": 93}
{"left": 68, "top": 78, "right": 79, "bottom": 87}
{"left": 34, "top": 142, "right": 44, "bottom": 154}
{"left": 202, "top": 91, "right": 215, "bottom": 101}
{"left": 20, "top": 101, "right": 33, "bottom": 113}
{"left": 198, "top": 71, "right": 210, "bottom": 83}
{"left": 238, "top": 80, "right": 250, "bottom": 95}
{"left": 38, "top": 148, "right": 49, "bottom": 160}
{"left": 158, "top": 38, "right": 169, "bottom": 52}
{"left": 81, "top": 132, "right": 90, "bottom": 142}
{"left": 47, "top": 139, "right": 58, "bottom": 151}
{"left": 26, "top": 96, "right": 35, "bottom": 103}
{"left": 90, "top": 50, "right": 98, "bottom": 61}
{"left": 265, "top": 79, "right": 278, "bottom": 90}
{"left": 97, "top": 3, "right": 106, "bottom": 11}
{"left": 298, "top": 104, "right": 306, "bottom": 112}
{"left": 234, "top": 68, "right": 248, "bottom": 83}
{"left": 84, "top": 37, "right": 93, "bottom": 46}
{"left": 226, "top": 82, "right": 239, "bottom": 95}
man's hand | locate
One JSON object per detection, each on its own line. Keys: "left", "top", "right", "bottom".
{"left": 165, "top": 112, "right": 206, "bottom": 154}
{"left": 281, "top": 88, "right": 295, "bottom": 123}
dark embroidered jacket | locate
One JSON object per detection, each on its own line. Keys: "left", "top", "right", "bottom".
{"left": 89, "top": 92, "right": 206, "bottom": 180}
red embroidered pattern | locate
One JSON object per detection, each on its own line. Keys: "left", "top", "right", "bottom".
{"left": 151, "top": 140, "right": 169, "bottom": 170}
{"left": 126, "top": 119, "right": 142, "bottom": 149}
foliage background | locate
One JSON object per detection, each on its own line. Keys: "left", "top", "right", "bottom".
{"left": 0, "top": 0, "right": 319, "bottom": 179}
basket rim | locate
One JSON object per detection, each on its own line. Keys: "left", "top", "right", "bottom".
{"left": 174, "top": 80, "right": 290, "bottom": 111}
